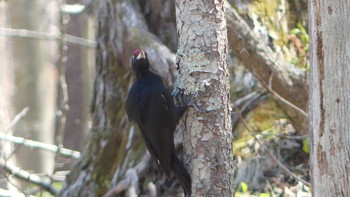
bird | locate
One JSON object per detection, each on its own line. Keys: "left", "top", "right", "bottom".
{"left": 126, "top": 49, "right": 191, "bottom": 197}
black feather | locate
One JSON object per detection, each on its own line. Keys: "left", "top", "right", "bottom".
{"left": 126, "top": 49, "right": 191, "bottom": 196}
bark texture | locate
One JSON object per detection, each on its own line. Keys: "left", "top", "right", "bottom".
{"left": 309, "top": 1, "right": 350, "bottom": 196}
{"left": 7, "top": 0, "right": 58, "bottom": 178}
{"left": 175, "top": 1, "right": 234, "bottom": 196}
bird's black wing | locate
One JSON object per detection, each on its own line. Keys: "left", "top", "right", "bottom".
{"left": 127, "top": 80, "right": 174, "bottom": 177}
{"left": 126, "top": 83, "right": 147, "bottom": 124}
{"left": 139, "top": 86, "right": 175, "bottom": 177}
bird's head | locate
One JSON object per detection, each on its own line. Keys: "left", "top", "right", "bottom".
{"left": 132, "top": 49, "right": 150, "bottom": 73}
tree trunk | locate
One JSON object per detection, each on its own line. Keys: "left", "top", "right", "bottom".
{"left": 175, "top": 1, "right": 234, "bottom": 196}
{"left": 0, "top": 1, "right": 17, "bottom": 192}
{"left": 63, "top": 0, "right": 95, "bottom": 151}
{"left": 7, "top": 0, "right": 58, "bottom": 183}
{"left": 309, "top": 0, "right": 350, "bottom": 196}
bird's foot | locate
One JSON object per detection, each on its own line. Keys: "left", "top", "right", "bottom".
{"left": 186, "top": 94, "right": 200, "bottom": 112}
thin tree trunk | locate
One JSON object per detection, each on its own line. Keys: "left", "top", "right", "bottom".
{"left": 7, "top": 0, "right": 58, "bottom": 183}
{"left": 175, "top": 1, "right": 234, "bottom": 196}
{"left": 309, "top": 0, "right": 350, "bottom": 196}
{"left": 63, "top": 0, "right": 95, "bottom": 151}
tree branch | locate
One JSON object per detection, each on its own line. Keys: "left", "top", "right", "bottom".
{"left": 2, "top": 107, "right": 29, "bottom": 134}
{"left": 254, "top": 73, "right": 308, "bottom": 118}
{"left": 0, "top": 160, "right": 58, "bottom": 195}
{"left": 0, "top": 28, "right": 96, "bottom": 48}
{"left": 0, "top": 133, "right": 80, "bottom": 159}
{"left": 225, "top": 2, "right": 308, "bottom": 133}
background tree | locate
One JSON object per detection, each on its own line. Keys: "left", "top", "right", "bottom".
{"left": 6, "top": 0, "right": 58, "bottom": 187}
{"left": 174, "top": 0, "right": 234, "bottom": 196}
{"left": 0, "top": 1, "right": 17, "bottom": 194}
{"left": 63, "top": 0, "right": 96, "bottom": 151}
{"left": 309, "top": 0, "right": 350, "bottom": 196}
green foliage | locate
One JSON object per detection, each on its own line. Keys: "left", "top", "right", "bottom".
{"left": 289, "top": 23, "right": 310, "bottom": 70}
{"left": 241, "top": 181, "right": 249, "bottom": 193}
{"left": 246, "top": 0, "right": 309, "bottom": 70}
{"left": 235, "top": 181, "right": 271, "bottom": 197}
{"left": 302, "top": 138, "right": 310, "bottom": 154}
{"left": 53, "top": 181, "right": 63, "bottom": 190}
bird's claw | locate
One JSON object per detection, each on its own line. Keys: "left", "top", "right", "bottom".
{"left": 186, "top": 93, "right": 200, "bottom": 112}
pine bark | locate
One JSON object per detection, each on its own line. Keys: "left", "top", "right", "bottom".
{"left": 175, "top": 0, "right": 234, "bottom": 196}
{"left": 309, "top": 0, "right": 350, "bottom": 196}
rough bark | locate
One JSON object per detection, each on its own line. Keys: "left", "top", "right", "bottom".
{"left": 309, "top": 0, "right": 350, "bottom": 196}
{"left": 7, "top": 0, "right": 58, "bottom": 181}
{"left": 225, "top": 3, "right": 308, "bottom": 133}
{"left": 175, "top": 1, "right": 234, "bottom": 196}
{"left": 59, "top": 0, "right": 178, "bottom": 196}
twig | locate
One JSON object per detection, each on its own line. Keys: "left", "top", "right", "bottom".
{"left": 0, "top": 28, "right": 96, "bottom": 48}
{"left": 0, "top": 133, "right": 80, "bottom": 159}
{"left": 55, "top": 0, "right": 70, "bottom": 161}
{"left": 0, "top": 160, "right": 58, "bottom": 195}
{"left": 253, "top": 72, "right": 308, "bottom": 118}
{"left": 233, "top": 105, "right": 311, "bottom": 187}
{"left": 259, "top": 132, "right": 308, "bottom": 140}
{"left": 3, "top": 107, "right": 29, "bottom": 134}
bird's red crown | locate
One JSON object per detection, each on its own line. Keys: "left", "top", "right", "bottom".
{"left": 133, "top": 49, "right": 147, "bottom": 58}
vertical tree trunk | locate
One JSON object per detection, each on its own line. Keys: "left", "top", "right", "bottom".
{"left": 7, "top": 0, "right": 58, "bottom": 181}
{"left": 0, "top": 1, "right": 17, "bottom": 192}
{"left": 9, "top": 0, "right": 59, "bottom": 179}
{"left": 309, "top": 0, "right": 350, "bottom": 196}
{"left": 175, "top": 1, "right": 234, "bottom": 196}
{"left": 63, "top": 0, "right": 95, "bottom": 151}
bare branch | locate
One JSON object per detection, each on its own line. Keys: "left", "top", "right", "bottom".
{"left": 253, "top": 72, "right": 308, "bottom": 118}
{"left": 0, "top": 160, "right": 58, "bottom": 195}
{"left": 0, "top": 28, "right": 96, "bottom": 48}
{"left": 0, "top": 133, "right": 80, "bottom": 159}
{"left": 3, "top": 107, "right": 29, "bottom": 134}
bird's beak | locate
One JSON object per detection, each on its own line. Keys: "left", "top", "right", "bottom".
{"left": 136, "top": 50, "right": 146, "bottom": 60}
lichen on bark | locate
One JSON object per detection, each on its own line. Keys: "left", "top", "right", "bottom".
{"left": 175, "top": 0, "right": 234, "bottom": 196}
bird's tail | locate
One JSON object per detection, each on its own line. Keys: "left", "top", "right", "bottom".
{"left": 171, "top": 152, "right": 192, "bottom": 197}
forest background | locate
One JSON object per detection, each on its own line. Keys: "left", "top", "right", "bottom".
{"left": 0, "top": 0, "right": 343, "bottom": 196}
